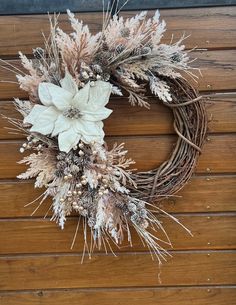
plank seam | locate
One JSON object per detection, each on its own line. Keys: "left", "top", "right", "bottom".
{"left": 0, "top": 249, "right": 235, "bottom": 259}
{"left": 0, "top": 212, "right": 235, "bottom": 221}
{"left": 0, "top": 285, "right": 236, "bottom": 294}
{"left": 1, "top": 89, "right": 236, "bottom": 102}
{"left": 0, "top": 173, "right": 236, "bottom": 184}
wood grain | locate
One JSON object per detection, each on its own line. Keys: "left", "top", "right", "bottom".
{"left": 0, "top": 134, "right": 235, "bottom": 179}
{"left": 162, "top": 175, "right": 236, "bottom": 213}
{"left": 0, "top": 215, "right": 235, "bottom": 254}
{"left": 1, "top": 287, "right": 235, "bottom": 305}
{"left": 0, "top": 50, "right": 235, "bottom": 100}
{"left": 1, "top": 95, "right": 236, "bottom": 140}
{"left": 0, "top": 252, "right": 235, "bottom": 290}
{"left": 194, "top": 50, "right": 236, "bottom": 91}
{"left": 0, "top": 7, "right": 235, "bottom": 57}
{"left": 0, "top": 5, "right": 235, "bottom": 302}
{"left": 0, "top": 175, "right": 235, "bottom": 218}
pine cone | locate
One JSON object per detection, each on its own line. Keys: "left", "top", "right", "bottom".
{"left": 54, "top": 168, "right": 65, "bottom": 178}
{"left": 146, "top": 41, "right": 154, "bottom": 49}
{"left": 72, "top": 155, "right": 81, "bottom": 165}
{"left": 130, "top": 213, "right": 142, "bottom": 225}
{"left": 91, "top": 64, "right": 103, "bottom": 74}
{"left": 70, "top": 164, "right": 81, "bottom": 174}
{"left": 56, "top": 160, "right": 67, "bottom": 169}
{"left": 115, "top": 44, "right": 125, "bottom": 54}
{"left": 101, "top": 42, "right": 109, "bottom": 51}
{"left": 140, "top": 46, "right": 151, "bottom": 55}
{"left": 87, "top": 217, "right": 96, "bottom": 227}
{"left": 33, "top": 47, "right": 45, "bottom": 59}
{"left": 101, "top": 73, "right": 110, "bottom": 81}
{"left": 131, "top": 48, "right": 142, "bottom": 56}
{"left": 139, "top": 208, "right": 148, "bottom": 218}
{"left": 57, "top": 152, "right": 67, "bottom": 161}
{"left": 171, "top": 52, "right": 182, "bottom": 63}
{"left": 94, "top": 51, "right": 111, "bottom": 66}
{"left": 120, "top": 27, "right": 130, "bottom": 38}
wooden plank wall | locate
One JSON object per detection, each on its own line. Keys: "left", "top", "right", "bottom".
{"left": 0, "top": 6, "right": 236, "bottom": 305}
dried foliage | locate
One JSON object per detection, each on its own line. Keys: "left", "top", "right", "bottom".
{"left": 2, "top": 6, "right": 207, "bottom": 264}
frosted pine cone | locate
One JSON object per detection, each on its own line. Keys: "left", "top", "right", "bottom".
{"left": 115, "top": 44, "right": 125, "bottom": 54}
{"left": 33, "top": 47, "right": 45, "bottom": 59}
{"left": 120, "top": 27, "right": 130, "bottom": 38}
{"left": 91, "top": 64, "right": 103, "bottom": 74}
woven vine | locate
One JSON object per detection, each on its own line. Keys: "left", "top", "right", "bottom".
{"left": 132, "top": 79, "right": 207, "bottom": 201}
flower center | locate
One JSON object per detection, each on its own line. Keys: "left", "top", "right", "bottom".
{"left": 63, "top": 106, "right": 81, "bottom": 119}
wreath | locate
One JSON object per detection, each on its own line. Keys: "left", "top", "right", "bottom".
{"left": 4, "top": 8, "right": 207, "bottom": 263}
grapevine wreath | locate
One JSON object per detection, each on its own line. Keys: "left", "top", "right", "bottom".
{"left": 3, "top": 8, "right": 207, "bottom": 263}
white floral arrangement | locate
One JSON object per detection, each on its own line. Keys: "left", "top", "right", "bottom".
{"left": 3, "top": 7, "right": 208, "bottom": 264}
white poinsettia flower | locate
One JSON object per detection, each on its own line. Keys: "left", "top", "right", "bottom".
{"left": 24, "top": 71, "right": 112, "bottom": 153}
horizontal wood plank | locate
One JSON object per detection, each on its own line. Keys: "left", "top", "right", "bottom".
{"left": 0, "top": 50, "right": 235, "bottom": 100}
{"left": 162, "top": 175, "right": 236, "bottom": 213}
{"left": 205, "top": 94, "right": 236, "bottom": 133}
{"left": 0, "top": 175, "right": 235, "bottom": 218}
{"left": 0, "top": 5, "right": 235, "bottom": 302}
{"left": 1, "top": 287, "right": 235, "bottom": 305}
{"left": 1, "top": 95, "right": 236, "bottom": 139}
{"left": 0, "top": 215, "right": 235, "bottom": 254}
{"left": 0, "top": 7, "right": 235, "bottom": 57}
{"left": 0, "top": 134, "right": 235, "bottom": 179}
{"left": 0, "top": 252, "right": 235, "bottom": 290}
{"left": 194, "top": 50, "right": 236, "bottom": 91}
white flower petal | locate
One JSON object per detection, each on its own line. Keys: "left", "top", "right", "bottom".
{"left": 81, "top": 107, "right": 113, "bottom": 122}
{"left": 88, "top": 80, "right": 112, "bottom": 110}
{"left": 39, "top": 82, "right": 73, "bottom": 111}
{"left": 51, "top": 114, "right": 73, "bottom": 137}
{"left": 23, "top": 104, "right": 48, "bottom": 125}
{"left": 74, "top": 119, "right": 103, "bottom": 136}
{"left": 38, "top": 83, "right": 54, "bottom": 106}
{"left": 29, "top": 106, "right": 60, "bottom": 135}
{"left": 60, "top": 70, "right": 78, "bottom": 96}
{"left": 96, "top": 121, "right": 104, "bottom": 129}
{"left": 72, "top": 82, "right": 90, "bottom": 110}
{"left": 58, "top": 128, "right": 81, "bottom": 153}
{"left": 82, "top": 134, "right": 104, "bottom": 145}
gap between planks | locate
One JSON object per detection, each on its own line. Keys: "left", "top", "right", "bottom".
{"left": 0, "top": 211, "right": 236, "bottom": 221}
{"left": 0, "top": 284, "right": 235, "bottom": 294}
{"left": 0, "top": 249, "right": 235, "bottom": 258}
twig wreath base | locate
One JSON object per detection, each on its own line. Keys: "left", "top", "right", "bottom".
{"left": 132, "top": 79, "right": 207, "bottom": 202}
{"left": 2, "top": 8, "right": 208, "bottom": 264}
